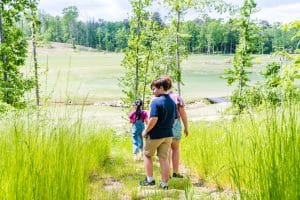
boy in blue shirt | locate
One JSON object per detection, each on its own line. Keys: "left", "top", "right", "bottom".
{"left": 139, "top": 76, "right": 177, "bottom": 189}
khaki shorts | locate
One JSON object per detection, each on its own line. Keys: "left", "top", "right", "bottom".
{"left": 144, "top": 137, "right": 172, "bottom": 160}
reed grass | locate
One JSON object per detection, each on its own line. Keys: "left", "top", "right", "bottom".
{"left": 0, "top": 109, "right": 112, "bottom": 200}
{"left": 182, "top": 103, "right": 300, "bottom": 199}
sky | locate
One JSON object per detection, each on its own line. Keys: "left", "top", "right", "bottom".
{"left": 39, "top": 0, "right": 300, "bottom": 24}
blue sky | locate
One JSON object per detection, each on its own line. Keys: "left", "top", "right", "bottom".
{"left": 39, "top": 0, "right": 300, "bottom": 23}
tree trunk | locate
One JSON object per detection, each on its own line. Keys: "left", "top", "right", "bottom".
{"left": 207, "top": 41, "right": 210, "bottom": 54}
{"left": 230, "top": 39, "right": 233, "bottom": 54}
{"left": 142, "top": 21, "right": 154, "bottom": 109}
{"left": 135, "top": 46, "right": 139, "bottom": 99}
{"left": 0, "top": 6, "right": 9, "bottom": 103}
{"left": 31, "top": 13, "right": 40, "bottom": 106}
{"left": 142, "top": 44, "right": 152, "bottom": 109}
{"left": 175, "top": 10, "right": 181, "bottom": 95}
{"left": 134, "top": 0, "right": 142, "bottom": 100}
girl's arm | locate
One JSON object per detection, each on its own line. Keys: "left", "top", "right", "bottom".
{"left": 144, "top": 117, "right": 149, "bottom": 125}
{"left": 129, "top": 111, "right": 135, "bottom": 123}
{"left": 144, "top": 110, "right": 149, "bottom": 125}
{"left": 178, "top": 106, "right": 188, "bottom": 137}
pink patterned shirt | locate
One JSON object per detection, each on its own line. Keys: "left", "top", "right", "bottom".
{"left": 129, "top": 110, "right": 148, "bottom": 123}
{"left": 169, "top": 91, "right": 185, "bottom": 118}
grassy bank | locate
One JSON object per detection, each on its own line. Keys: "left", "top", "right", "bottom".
{"left": 182, "top": 104, "right": 300, "bottom": 199}
{"left": 27, "top": 46, "right": 273, "bottom": 102}
{"left": 0, "top": 109, "right": 112, "bottom": 199}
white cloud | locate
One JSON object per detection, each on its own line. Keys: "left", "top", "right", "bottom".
{"left": 39, "top": 0, "right": 131, "bottom": 21}
{"left": 254, "top": 3, "right": 300, "bottom": 23}
{"left": 78, "top": 1, "right": 131, "bottom": 21}
{"left": 38, "top": 0, "right": 300, "bottom": 23}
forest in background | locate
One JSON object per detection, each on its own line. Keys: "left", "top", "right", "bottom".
{"left": 1, "top": 0, "right": 299, "bottom": 110}
{"left": 20, "top": 6, "right": 299, "bottom": 54}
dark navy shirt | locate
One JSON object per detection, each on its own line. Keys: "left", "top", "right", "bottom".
{"left": 148, "top": 94, "right": 177, "bottom": 139}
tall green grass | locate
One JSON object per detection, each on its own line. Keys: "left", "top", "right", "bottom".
{"left": 182, "top": 104, "right": 300, "bottom": 199}
{"left": 0, "top": 110, "right": 112, "bottom": 200}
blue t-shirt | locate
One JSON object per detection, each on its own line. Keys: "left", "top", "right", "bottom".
{"left": 148, "top": 94, "right": 177, "bottom": 139}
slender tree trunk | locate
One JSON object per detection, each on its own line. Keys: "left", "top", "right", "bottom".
{"left": 230, "top": 38, "right": 233, "bottom": 54}
{"left": 0, "top": 6, "right": 9, "bottom": 103}
{"left": 45, "top": 54, "right": 48, "bottom": 94}
{"left": 142, "top": 45, "right": 152, "bottom": 109}
{"left": 135, "top": 46, "right": 139, "bottom": 99}
{"left": 175, "top": 10, "right": 181, "bottom": 95}
{"left": 238, "top": 27, "right": 248, "bottom": 113}
{"left": 135, "top": 31, "right": 140, "bottom": 98}
{"left": 142, "top": 22, "right": 154, "bottom": 109}
{"left": 238, "top": 67, "right": 244, "bottom": 112}
{"left": 31, "top": 12, "right": 40, "bottom": 106}
{"left": 296, "top": 40, "right": 300, "bottom": 50}
{"left": 207, "top": 40, "right": 210, "bottom": 54}
{"left": 135, "top": 0, "right": 142, "bottom": 99}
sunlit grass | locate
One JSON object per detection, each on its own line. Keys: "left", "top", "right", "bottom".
{"left": 182, "top": 103, "right": 300, "bottom": 199}
{"left": 0, "top": 109, "right": 112, "bottom": 200}
{"left": 0, "top": 105, "right": 195, "bottom": 199}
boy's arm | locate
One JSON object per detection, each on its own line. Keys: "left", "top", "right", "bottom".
{"left": 142, "top": 117, "right": 158, "bottom": 137}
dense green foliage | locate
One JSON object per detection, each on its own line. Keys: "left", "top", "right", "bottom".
{"left": 19, "top": 6, "right": 299, "bottom": 54}
{"left": 246, "top": 53, "right": 300, "bottom": 108}
{"left": 0, "top": 0, "right": 35, "bottom": 108}
{"left": 119, "top": 0, "right": 153, "bottom": 104}
{"left": 27, "top": 0, "right": 40, "bottom": 106}
{"left": 222, "top": 1, "right": 299, "bottom": 112}
{"left": 33, "top": 8, "right": 130, "bottom": 52}
{"left": 222, "top": 0, "right": 257, "bottom": 112}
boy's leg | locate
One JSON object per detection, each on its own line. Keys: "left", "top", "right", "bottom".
{"left": 139, "top": 134, "right": 144, "bottom": 159}
{"left": 140, "top": 137, "right": 159, "bottom": 186}
{"left": 157, "top": 137, "right": 172, "bottom": 183}
{"left": 142, "top": 137, "right": 163, "bottom": 182}
{"left": 159, "top": 156, "right": 170, "bottom": 183}
{"left": 144, "top": 155, "right": 153, "bottom": 177}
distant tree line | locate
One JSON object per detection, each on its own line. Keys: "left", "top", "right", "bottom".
{"left": 21, "top": 6, "right": 299, "bottom": 54}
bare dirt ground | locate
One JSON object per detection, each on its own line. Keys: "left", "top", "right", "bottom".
{"left": 186, "top": 101, "right": 233, "bottom": 121}
{"left": 97, "top": 157, "right": 237, "bottom": 200}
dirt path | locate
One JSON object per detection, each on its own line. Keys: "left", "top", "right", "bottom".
{"left": 96, "top": 155, "right": 237, "bottom": 200}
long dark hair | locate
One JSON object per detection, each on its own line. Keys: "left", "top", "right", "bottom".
{"left": 135, "top": 99, "right": 143, "bottom": 120}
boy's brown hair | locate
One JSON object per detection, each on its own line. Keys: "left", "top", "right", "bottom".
{"left": 150, "top": 75, "right": 172, "bottom": 91}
